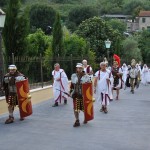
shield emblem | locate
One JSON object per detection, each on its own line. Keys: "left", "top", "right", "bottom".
{"left": 82, "top": 82, "right": 94, "bottom": 122}
{"left": 16, "top": 79, "right": 32, "bottom": 118}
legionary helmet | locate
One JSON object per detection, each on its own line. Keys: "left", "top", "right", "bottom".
{"left": 8, "top": 64, "right": 17, "bottom": 70}
{"left": 76, "top": 63, "right": 83, "bottom": 68}
{"left": 113, "top": 54, "right": 120, "bottom": 66}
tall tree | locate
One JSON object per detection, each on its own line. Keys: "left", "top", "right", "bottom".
{"left": 138, "top": 30, "right": 150, "bottom": 64}
{"left": 122, "top": 37, "right": 142, "bottom": 63}
{"left": 0, "top": 0, "right": 8, "bottom": 8}
{"left": 52, "top": 13, "right": 64, "bottom": 57}
{"left": 67, "top": 6, "right": 98, "bottom": 31}
{"left": 3, "top": 0, "right": 29, "bottom": 59}
{"left": 76, "top": 17, "right": 122, "bottom": 59}
{"left": 30, "top": 4, "right": 56, "bottom": 32}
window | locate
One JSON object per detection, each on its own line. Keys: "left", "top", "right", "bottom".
{"left": 142, "top": 18, "right": 146, "bottom": 23}
{"left": 147, "top": 26, "right": 150, "bottom": 31}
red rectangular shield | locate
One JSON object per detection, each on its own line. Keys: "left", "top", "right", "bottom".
{"left": 82, "top": 82, "right": 94, "bottom": 122}
{"left": 16, "top": 79, "right": 33, "bottom": 118}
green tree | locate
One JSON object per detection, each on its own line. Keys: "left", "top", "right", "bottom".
{"left": 30, "top": 4, "right": 56, "bottom": 32}
{"left": 25, "top": 29, "right": 52, "bottom": 82}
{"left": 63, "top": 33, "right": 89, "bottom": 60}
{"left": 97, "top": 0, "right": 124, "bottom": 14}
{"left": 138, "top": 30, "right": 150, "bottom": 64}
{"left": 0, "top": 0, "right": 8, "bottom": 7}
{"left": 122, "top": 37, "right": 142, "bottom": 63}
{"left": 26, "top": 29, "right": 51, "bottom": 56}
{"left": 107, "top": 19, "right": 126, "bottom": 34}
{"left": 3, "top": 0, "right": 29, "bottom": 58}
{"left": 51, "top": 0, "right": 81, "bottom": 3}
{"left": 45, "top": 26, "right": 96, "bottom": 77}
{"left": 76, "top": 17, "right": 122, "bottom": 59}
{"left": 123, "top": 0, "right": 144, "bottom": 19}
{"left": 67, "top": 6, "right": 98, "bottom": 31}
{"left": 52, "top": 13, "right": 64, "bottom": 57}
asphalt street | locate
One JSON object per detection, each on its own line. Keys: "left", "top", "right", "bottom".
{"left": 0, "top": 84, "right": 150, "bottom": 150}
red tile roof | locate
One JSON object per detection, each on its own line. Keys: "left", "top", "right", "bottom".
{"left": 139, "top": 11, "right": 150, "bottom": 17}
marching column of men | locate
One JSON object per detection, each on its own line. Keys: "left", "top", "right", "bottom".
{"left": 2, "top": 57, "right": 149, "bottom": 126}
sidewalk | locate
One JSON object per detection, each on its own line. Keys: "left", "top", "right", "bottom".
{"left": 0, "top": 84, "right": 150, "bottom": 150}
{"left": 0, "top": 86, "right": 53, "bottom": 115}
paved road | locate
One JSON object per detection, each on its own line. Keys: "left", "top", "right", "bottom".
{"left": 0, "top": 84, "right": 150, "bottom": 150}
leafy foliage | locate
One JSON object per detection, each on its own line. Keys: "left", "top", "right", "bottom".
{"left": 122, "top": 37, "right": 142, "bottom": 62}
{"left": 26, "top": 29, "right": 51, "bottom": 56}
{"left": 76, "top": 17, "right": 123, "bottom": 59}
{"left": 67, "top": 6, "right": 98, "bottom": 31}
{"left": 3, "top": 0, "right": 29, "bottom": 58}
{"left": 138, "top": 30, "right": 150, "bottom": 64}
{"left": 30, "top": 4, "right": 56, "bottom": 32}
{"left": 52, "top": 13, "right": 64, "bottom": 57}
{"left": 107, "top": 19, "right": 126, "bottom": 34}
{"left": 51, "top": 0, "right": 81, "bottom": 4}
{"left": 44, "top": 26, "right": 96, "bottom": 77}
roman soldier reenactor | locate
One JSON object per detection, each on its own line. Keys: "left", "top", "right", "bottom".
{"left": 70, "top": 63, "right": 93, "bottom": 127}
{"left": 111, "top": 54, "right": 123, "bottom": 100}
{"left": 3, "top": 65, "right": 26, "bottom": 124}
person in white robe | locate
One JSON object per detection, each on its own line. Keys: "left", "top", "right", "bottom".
{"left": 82, "top": 59, "right": 93, "bottom": 80}
{"left": 94, "top": 62, "right": 111, "bottom": 113}
{"left": 107, "top": 66, "right": 113, "bottom": 101}
{"left": 141, "top": 64, "right": 149, "bottom": 85}
{"left": 52, "top": 63, "right": 69, "bottom": 107}
{"left": 122, "top": 63, "right": 128, "bottom": 89}
{"left": 147, "top": 67, "right": 150, "bottom": 83}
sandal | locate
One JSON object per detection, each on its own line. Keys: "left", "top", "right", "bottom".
{"left": 73, "top": 120, "right": 80, "bottom": 127}
{"left": 5, "top": 116, "right": 14, "bottom": 124}
{"left": 104, "top": 107, "right": 108, "bottom": 114}
{"left": 100, "top": 106, "right": 104, "bottom": 112}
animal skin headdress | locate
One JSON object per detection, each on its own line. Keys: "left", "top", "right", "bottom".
{"left": 131, "top": 59, "right": 136, "bottom": 66}
{"left": 113, "top": 54, "right": 120, "bottom": 66}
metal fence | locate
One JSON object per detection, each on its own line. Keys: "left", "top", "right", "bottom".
{"left": 1, "top": 55, "right": 91, "bottom": 90}
{"left": 0, "top": 54, "right": 150, "bottom": 96}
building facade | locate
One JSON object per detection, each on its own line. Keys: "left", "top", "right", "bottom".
{"left": 138, "top": 11, "right": 150, "bottom": 31}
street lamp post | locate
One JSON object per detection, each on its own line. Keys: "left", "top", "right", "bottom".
{"left": 105, "top": 39, "right": 111, "bottom": 64}
{"left": 0, "top": 9, "right": 6, "bottom": 96}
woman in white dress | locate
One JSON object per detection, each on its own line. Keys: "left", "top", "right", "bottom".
{"left": 122, "top": 63, "right": 128, "bottom": 89}
{"left": 147, "top": 67, "right": 150, "bottom": 83}
{"left": 141, "top": 64, "right": 149, "bottom": 85}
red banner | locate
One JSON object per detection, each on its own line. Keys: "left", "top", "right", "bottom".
{"left": 82, "top": 82, "right": 94, "bottom": 122}
{"left": 16, "top": 79, "right": 32, "bottom": 118}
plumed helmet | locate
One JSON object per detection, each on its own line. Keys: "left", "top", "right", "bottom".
{"left": 113, "top": 54, "right": 120, "bottom": 66}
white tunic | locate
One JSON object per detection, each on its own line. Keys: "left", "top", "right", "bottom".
{"left": 52, "top": 69, "right": 69, "bottom": 103}
{"left": 122, "top": 66, "right": 128, "bottom": 83}
{"left": 141, "top": 67, "right": 149, "bottom": 85}
{"left": 95, "top": 70, "right": 111, "bottom": 106}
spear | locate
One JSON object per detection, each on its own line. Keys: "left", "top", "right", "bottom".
{"left": 55, "top": 89, "right": 71, "bottom": 97}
